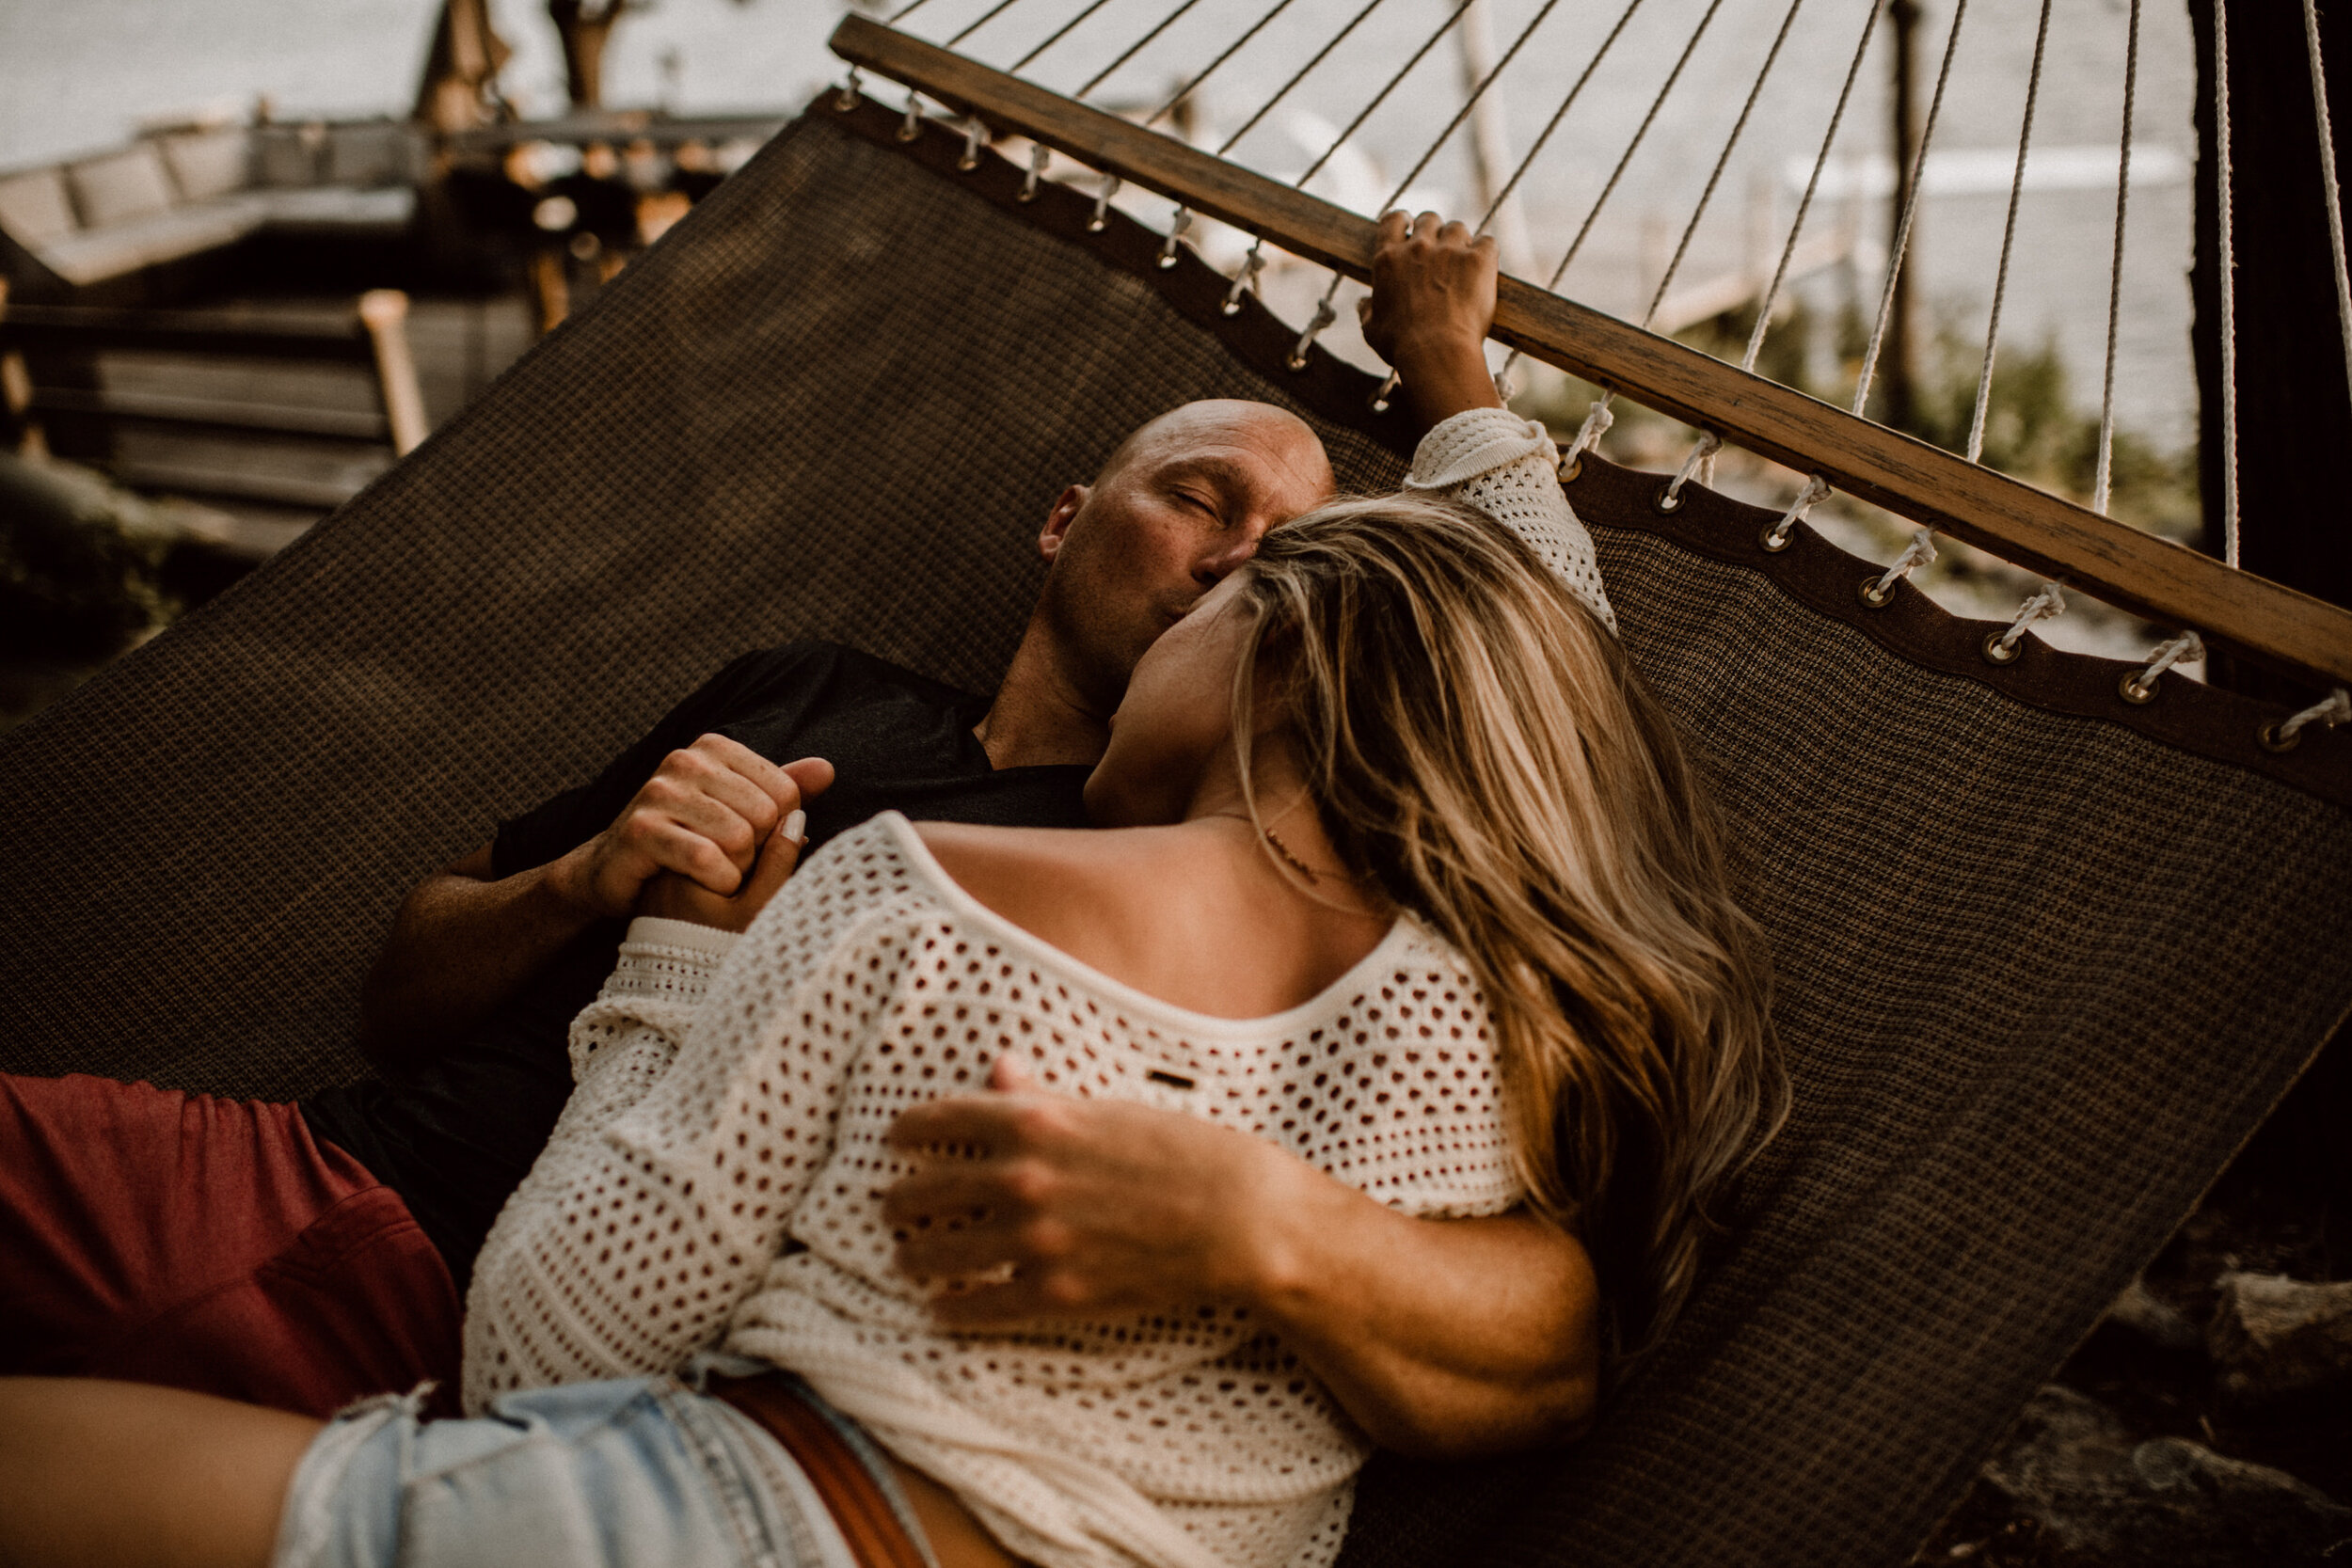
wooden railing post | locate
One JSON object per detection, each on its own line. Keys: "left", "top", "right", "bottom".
{"left": 358, "top": 289, "right": 429, "bottom": 456}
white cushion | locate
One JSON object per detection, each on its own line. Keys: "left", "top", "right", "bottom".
{"left": 67, "top": 145, "right": 178, "bottom": 228}
{"left": 0, "top": 167, "right": 78, "bottom": 248}
{"left": 159, "top": 128, "right": 250, "bottom": 202}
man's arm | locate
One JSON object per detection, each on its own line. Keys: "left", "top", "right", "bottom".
{"left": 355, "top": 739, "right": 832, "bottom": 1068}
{"left": 885, "top": 1057, "right": 1599, "bottom": 1459}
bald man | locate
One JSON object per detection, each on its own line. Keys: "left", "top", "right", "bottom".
{"left": 0, "top": 399, "right": 1340, "bottom": 1418}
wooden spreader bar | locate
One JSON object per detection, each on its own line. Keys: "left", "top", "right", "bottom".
{"left": 832, "top": 14, "right": 2352, "bottom": 690}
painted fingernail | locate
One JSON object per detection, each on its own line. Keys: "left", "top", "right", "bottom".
{"left": 784, "top": 809, "right": 806, "bottom": 844}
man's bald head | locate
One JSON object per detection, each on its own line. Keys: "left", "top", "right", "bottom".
{"left": 1018, "top": 401, "right": 1335, "bottom": 720}
{"left": 1092, "top": 399, "right": 1335, "bottom": 502}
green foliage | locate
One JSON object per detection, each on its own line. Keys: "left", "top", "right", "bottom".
{"left": 1542, "top": 293, "right": 2202, "bottom": 543}
{"left": 0, "top": 453, "right": 178, "bottom": 661}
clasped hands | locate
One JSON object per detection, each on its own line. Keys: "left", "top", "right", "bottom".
{"left": 559, "top": 734, "right": 1294, "bottom": 1323}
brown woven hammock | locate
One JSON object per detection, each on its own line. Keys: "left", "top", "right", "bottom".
{"left": 0, "top": 102, "right": 2345, "bottom": 1568}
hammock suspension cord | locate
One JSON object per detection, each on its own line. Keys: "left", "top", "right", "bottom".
{"left": 1370, "top": 0, "right": 1654, "bottom": 408}
{"left": 2262, "top": 687, "right": 2352, "bottom": 751}
{"left": 1644, "top": 0, "right": 1813, "bottom": 490}
{"left": 1983, "top": 579, "right": 2066, "bottom": 664}
{"left": 2217, "top": 0, "right": 2241, "bottom": 568}
{"left": 1851, "top": 0, "right": 1970, "bottom": 420}
{"left": 2091, "top": 0, "right": 2143, "bottom": 516}
{"left": 1741, "top": 0, "right": 1885, "bottom": 532}
{"left": 1294, "top": 0, "right": 1571, "bottom": 368}
{"left": 1537, "top": 0, "right": 1736, "bottom": 462}
{"left": 1149, "top": 0, "right": 1301, "bottom": 129}
{"left": 1743, "top": 0, "right": 1883, "bottom": 376}
{"left": 1198, "top": 0, "right": 1399, "bottom": 310}
{"left": 1759, "top": 473, "right": 1833, "bottom": 551}
{"left": 1965, "top": 0, "right": 2053, "bottom": 465}
{"left": 1232, "top": 0, "right": 1468, "bottom": 319}
{"left": 2302, "top": 0, "right": 2352, "bottom": 423}
{"left": 1861, "top": 528, "right": 1939, "bottom": 607}
{"left": 1009, "top": 0, "right": 1122, "bottom": 76}
{"left": 1837, "top": 0, "right": 1967, "bottom": 595}
{"left": 1080, "top": 0, "right": 1204, "bottom": 98}
{"left": 2122, "top": 631, "right": 2203, "bottom": 703}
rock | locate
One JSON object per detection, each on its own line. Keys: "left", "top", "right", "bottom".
{"left": 1976, "top": 1386, "right": 2352, "bottom": 1565}
{"left": 2102, "top": 1276, "right": 2202, "bottom": 1352}
{"left": 2208, "top": 1272, "right": 2352, "bottom": 1403}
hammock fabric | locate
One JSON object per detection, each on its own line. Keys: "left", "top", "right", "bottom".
{"left": 1, "top": 98, "right": 2347, "bottom": 1568}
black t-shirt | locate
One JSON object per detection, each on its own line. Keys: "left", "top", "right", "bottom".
{"left": 300, "top": 642, "right": 1091, "bottom": 1289}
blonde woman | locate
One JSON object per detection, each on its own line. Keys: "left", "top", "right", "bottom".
{"left": 0, "top": 216, "right": 1778, "bottom": 1568}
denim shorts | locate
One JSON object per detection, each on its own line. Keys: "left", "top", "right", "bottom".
{"left": 271, "top": 1362, "right": 936, "bottom": 1568}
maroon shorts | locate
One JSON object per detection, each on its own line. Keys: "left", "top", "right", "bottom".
{"left": 0, "top": 1071, "right": 462, "bottom": 1418}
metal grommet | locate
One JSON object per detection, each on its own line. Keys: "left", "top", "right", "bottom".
{"left": 1858, "top": 577, "right": 1896, "bottom": 610}
{"left": 1369, "top": 395, "right": 1393, "bottom": 415}
{"left": 1286, "top": 352, "right": 1311, "bottom": 372}
{"left": 1758, "top": 523, "right": 1793, "bottom": 553}
{"left": 1559, "top": 454, "right": 1582, "bottom": 483}
{"left": 1016, "top": 186, "right": 1038, "bottom": 204}
{"left": 1654, "top": 481, "right": 1684, "bottom": 515}
{"left": 1981, "top": 629, "right": 2024, "bottom": 665}
{"left": 1086, "top": 215, "right": 1107, "bottom": 232}
{"left": 2257, "top": 721, "right": 2301, "bottom": 752}
{"left": 958, "top": 153, "right": 981, "bottom": 171}
{"left": 1156, "top": 250, "right": 1178, "bottom": 269}
{"left": 2118, "top": 670, "right": 2157, "bottom": 705}
{"left": 896, "top": 119, "right": 921, "bottom": 144}
{"left": 834, "top": 89, "right": 858, "bottom": 113}
{"left": 1219, "top": 297, "right": 1243, "bottom": 317}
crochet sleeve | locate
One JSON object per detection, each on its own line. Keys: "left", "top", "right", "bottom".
{"left": 1403, "top": 406, "right": 1618, "bottom": 634}
{"left": 462, "top": 915, "right": 742, "bottom": 1411}
{"left": 461, "top": 832, "right": 906, "bottom": 1414}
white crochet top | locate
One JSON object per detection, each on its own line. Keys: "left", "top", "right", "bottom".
{"left": 462, "top": 410, "right": 1610, "bottom": 1568}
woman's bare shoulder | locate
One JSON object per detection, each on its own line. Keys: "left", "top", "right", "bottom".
{"left": 911, "top": 820, "right": 1183, "bottom": 952}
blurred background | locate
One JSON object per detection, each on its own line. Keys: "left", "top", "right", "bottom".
{"left": 1, "top": 4, "right": 2347, "bottom": 1558}
{"left": 0, "top": 0, "right": 2231, "bottom": 731}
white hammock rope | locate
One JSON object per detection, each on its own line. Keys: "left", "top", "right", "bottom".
{"left": 1476, "top": 0, "right": 1651, "bottom": 244}
{"left": 2091, "top": 0, "right": 2143, "bottom": 516}
{"left": 2122, "top": 630, "right": 2203, "bottom": 702}
{"left": 1296, "top": 0, "right": 1571, "bottom": 360}
{"left": 2302, "top": 0, "right": 2352, "bottom": 419}
{"left": 1966, "top": 0, "right": 2054, "bottom": 465}
{"left": 1009, "top": 0, "right": 1121, "bottom": 75}
{"left": 1660, "top": 431, "right": 1724, "bottom": 508}
{"left": 1644, "top": 0, "right": 1809, "bottom": 332}
{"left": 2265, "top": 687, "right": 2352, "bottom": 750}
{"left": 1216, "top": 0, "right": 1392, "bottom": 160}
{"left": 1647, "top": 0, "right": 1810, "bottom": 490}
{"left": 1229, "top": 0, "right": 1480, "bottom": 330}
{"left": 1852, "top": 0, "right": 1971, "bottom": 419}
{"left": 1984, "top": 579, "right": 2065, "bottom": 662}
{"left": 1862, "top": 528, "right": 1939, "bottom": 607}
{"left": 1146, "top": 0, "right": 1305, "bottom": 271}
{"left": 1073, "top": 0, "right": 1205, "bottom": 100}
{"left": 1147, "top": 0, "right": 1302, "bottom": 129}
{"left": 1742, "top": 0, "right": 1883, "bottom": 375}
{"left": 1760, "top": 473, "right": 1833, "bottom": 550}
{"left": 1506, "top": 0, "right": 1733, "bottom": 415}
{"left": 946, "top": 0, "right": 1026, "bottom": 50}
{"left": 2216, "top": 0, "right": 2241, "bottom": 568}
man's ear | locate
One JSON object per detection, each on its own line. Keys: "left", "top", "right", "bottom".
{"left": 1038, "top": 484, "right": 1089, "bottom": 562}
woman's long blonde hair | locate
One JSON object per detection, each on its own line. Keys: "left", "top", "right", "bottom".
{"left": 1232, "top": 493, "right": 1784, "bottom": 1376}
